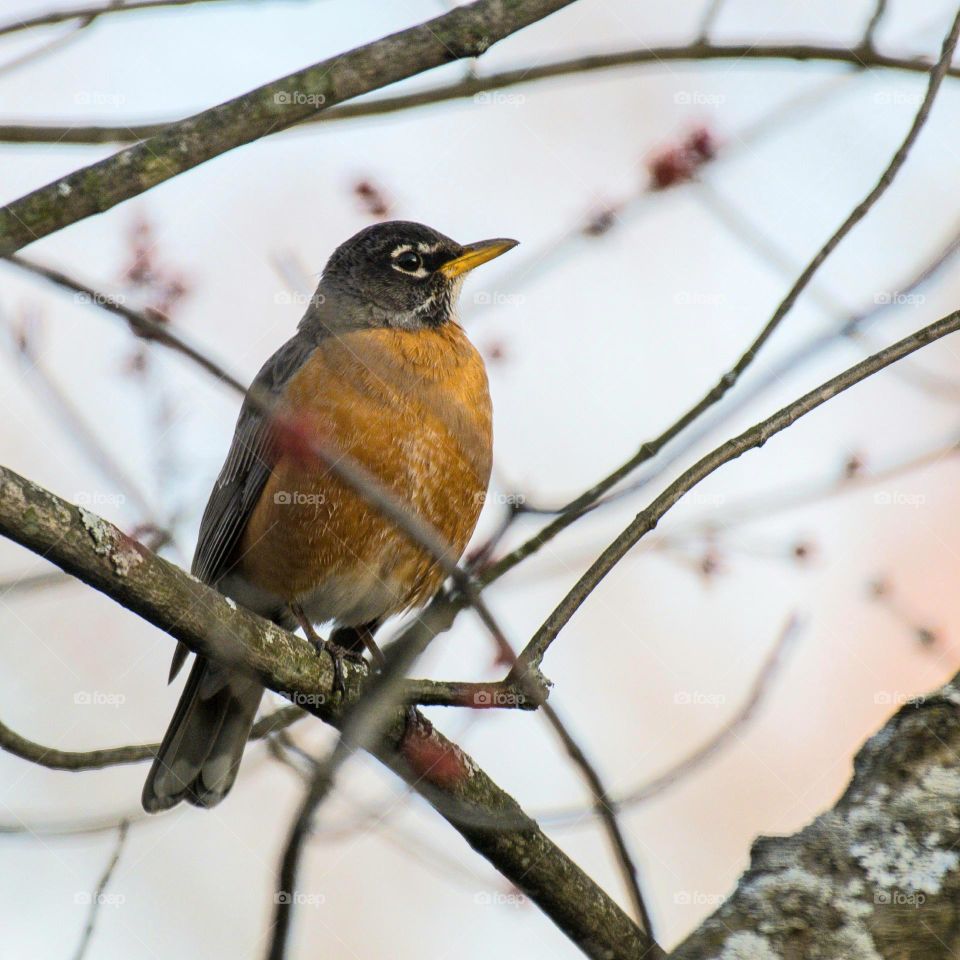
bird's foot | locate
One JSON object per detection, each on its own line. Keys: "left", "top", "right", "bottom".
{"left": 320, "top": 639, "right": 367, "bottom": 697}
{"left": 291, "top": 603, "right": 366, "bottom": 697}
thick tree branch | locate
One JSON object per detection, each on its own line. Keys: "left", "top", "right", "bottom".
{"left": 2, "top": 41, "right": 960, "bottom": 146}
{"left": 669, "top": 675, "right": 960, "bottom": 958}
{"left": 0, "top": 466, "right": 651, "bottom": 960}
{"left": 0, "top": 0, "right": 575, "bottom": 254}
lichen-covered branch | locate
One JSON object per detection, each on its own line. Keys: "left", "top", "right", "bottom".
{"left": 0, "top": 464, "right": 651, "bottom": 960}
{"left": 670, "top": 678, "right": 960, "bottom": 959}
{"left": 0, "top": 0, "right": 575, "bottom": 254}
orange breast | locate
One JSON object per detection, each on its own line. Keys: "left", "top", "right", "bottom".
{"left": 237, "top": 322, "right": 492, "bottom": 621}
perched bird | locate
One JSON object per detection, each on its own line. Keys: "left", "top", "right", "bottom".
{"left": 142, "top": 221, "right": 517, "bottom": 812}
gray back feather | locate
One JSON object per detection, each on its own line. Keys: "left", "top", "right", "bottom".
{"left": 192, "top": 333, "right": 319, "bottom": 586}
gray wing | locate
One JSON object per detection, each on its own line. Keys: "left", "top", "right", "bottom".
{"left": 168, "top": 333, "right": 317, "bottom": 681}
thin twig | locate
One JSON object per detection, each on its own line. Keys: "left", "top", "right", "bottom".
{"left": 0, "top": 705, "right": 304, "bottom": 770}
{"left": 0, "top": 0, "right": 308, "bottom": 38}
{"left": 71, "top": 819, "right": 129, "bottom": 960}
{"left": 0, "top": 16, "right": 93, "bottom": 77}
{"left": 862, "top": 0, "right": 890, "bottom": 52}
{"left": 541, "top": 701, "right": 658, "bottom": 941}
{"left": 483, "top": 5, "right": 960, "bottom": 590}
{"left": 515, "top": 308, "right": 960, "bottom": 671}
{"left": 696, "top": 0, "right": 725, "bottom": 41}
{"left": 0, "top": 0, "right": 577, "bottom": 253}
{"left": 4, "top": 41, "right": 960, "bottom": 146}
{"left": 2, "top": 316, "right": 158, "bottom": 521}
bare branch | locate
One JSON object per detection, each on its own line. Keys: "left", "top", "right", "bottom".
{"left": 484, "top": 6, "right": 960, "bottom": 589}
{"left": 0, "top": 0, "right": 576, "bottom": 254}
{"left": 71, "top": 819, "right": 129, "bottom": 960}
{"left": 3, "top": 41, "right": 960, "bottom": 147}
{"left": 0, "top": 706, "right": 303, "bottom": 770}
{"left": 541, "top": 617, "right": 801, "bottom": 827}
{"left": 514, "top": 309, "right": 960, "bottom": 673}
{"left": 862, "top": 0, "right": 890, "bottom": 52}
{"left": 0, "top": 0, "right": 310, "bottom": 38}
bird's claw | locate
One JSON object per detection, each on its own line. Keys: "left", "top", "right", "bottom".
{"left": 316, "top": 639, "right": 366, "bottom": 697}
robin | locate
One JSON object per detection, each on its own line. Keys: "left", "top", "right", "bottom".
{"left": 142, "top": 221, "right": 517, "bottom": 812}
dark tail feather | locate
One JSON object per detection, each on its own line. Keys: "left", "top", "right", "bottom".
{"left": 142, "top": 656, "right": 263, "bottom": 813}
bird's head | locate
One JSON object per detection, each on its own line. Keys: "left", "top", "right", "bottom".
{"left": 310, "top": 221, "right": 518, "bottom": 331}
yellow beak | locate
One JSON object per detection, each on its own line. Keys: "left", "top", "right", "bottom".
{"left": 438, "top": 238, "right": 519, "bottom": 279}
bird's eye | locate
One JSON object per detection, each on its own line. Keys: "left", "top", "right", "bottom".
{"left": 394, "top": 251, "right": 422, "bottom": 272}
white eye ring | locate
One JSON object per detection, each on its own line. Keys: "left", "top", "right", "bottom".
{"left": 394, "top": 250, "right": 422, "bottom": 272}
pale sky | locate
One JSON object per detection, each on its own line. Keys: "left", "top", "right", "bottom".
{"left": 2, "top": 1, "right": 960, "bottom": 957}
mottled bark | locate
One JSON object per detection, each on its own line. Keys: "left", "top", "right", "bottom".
{"left": 671, "top": 683, "right": 960, "bottom": 959}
